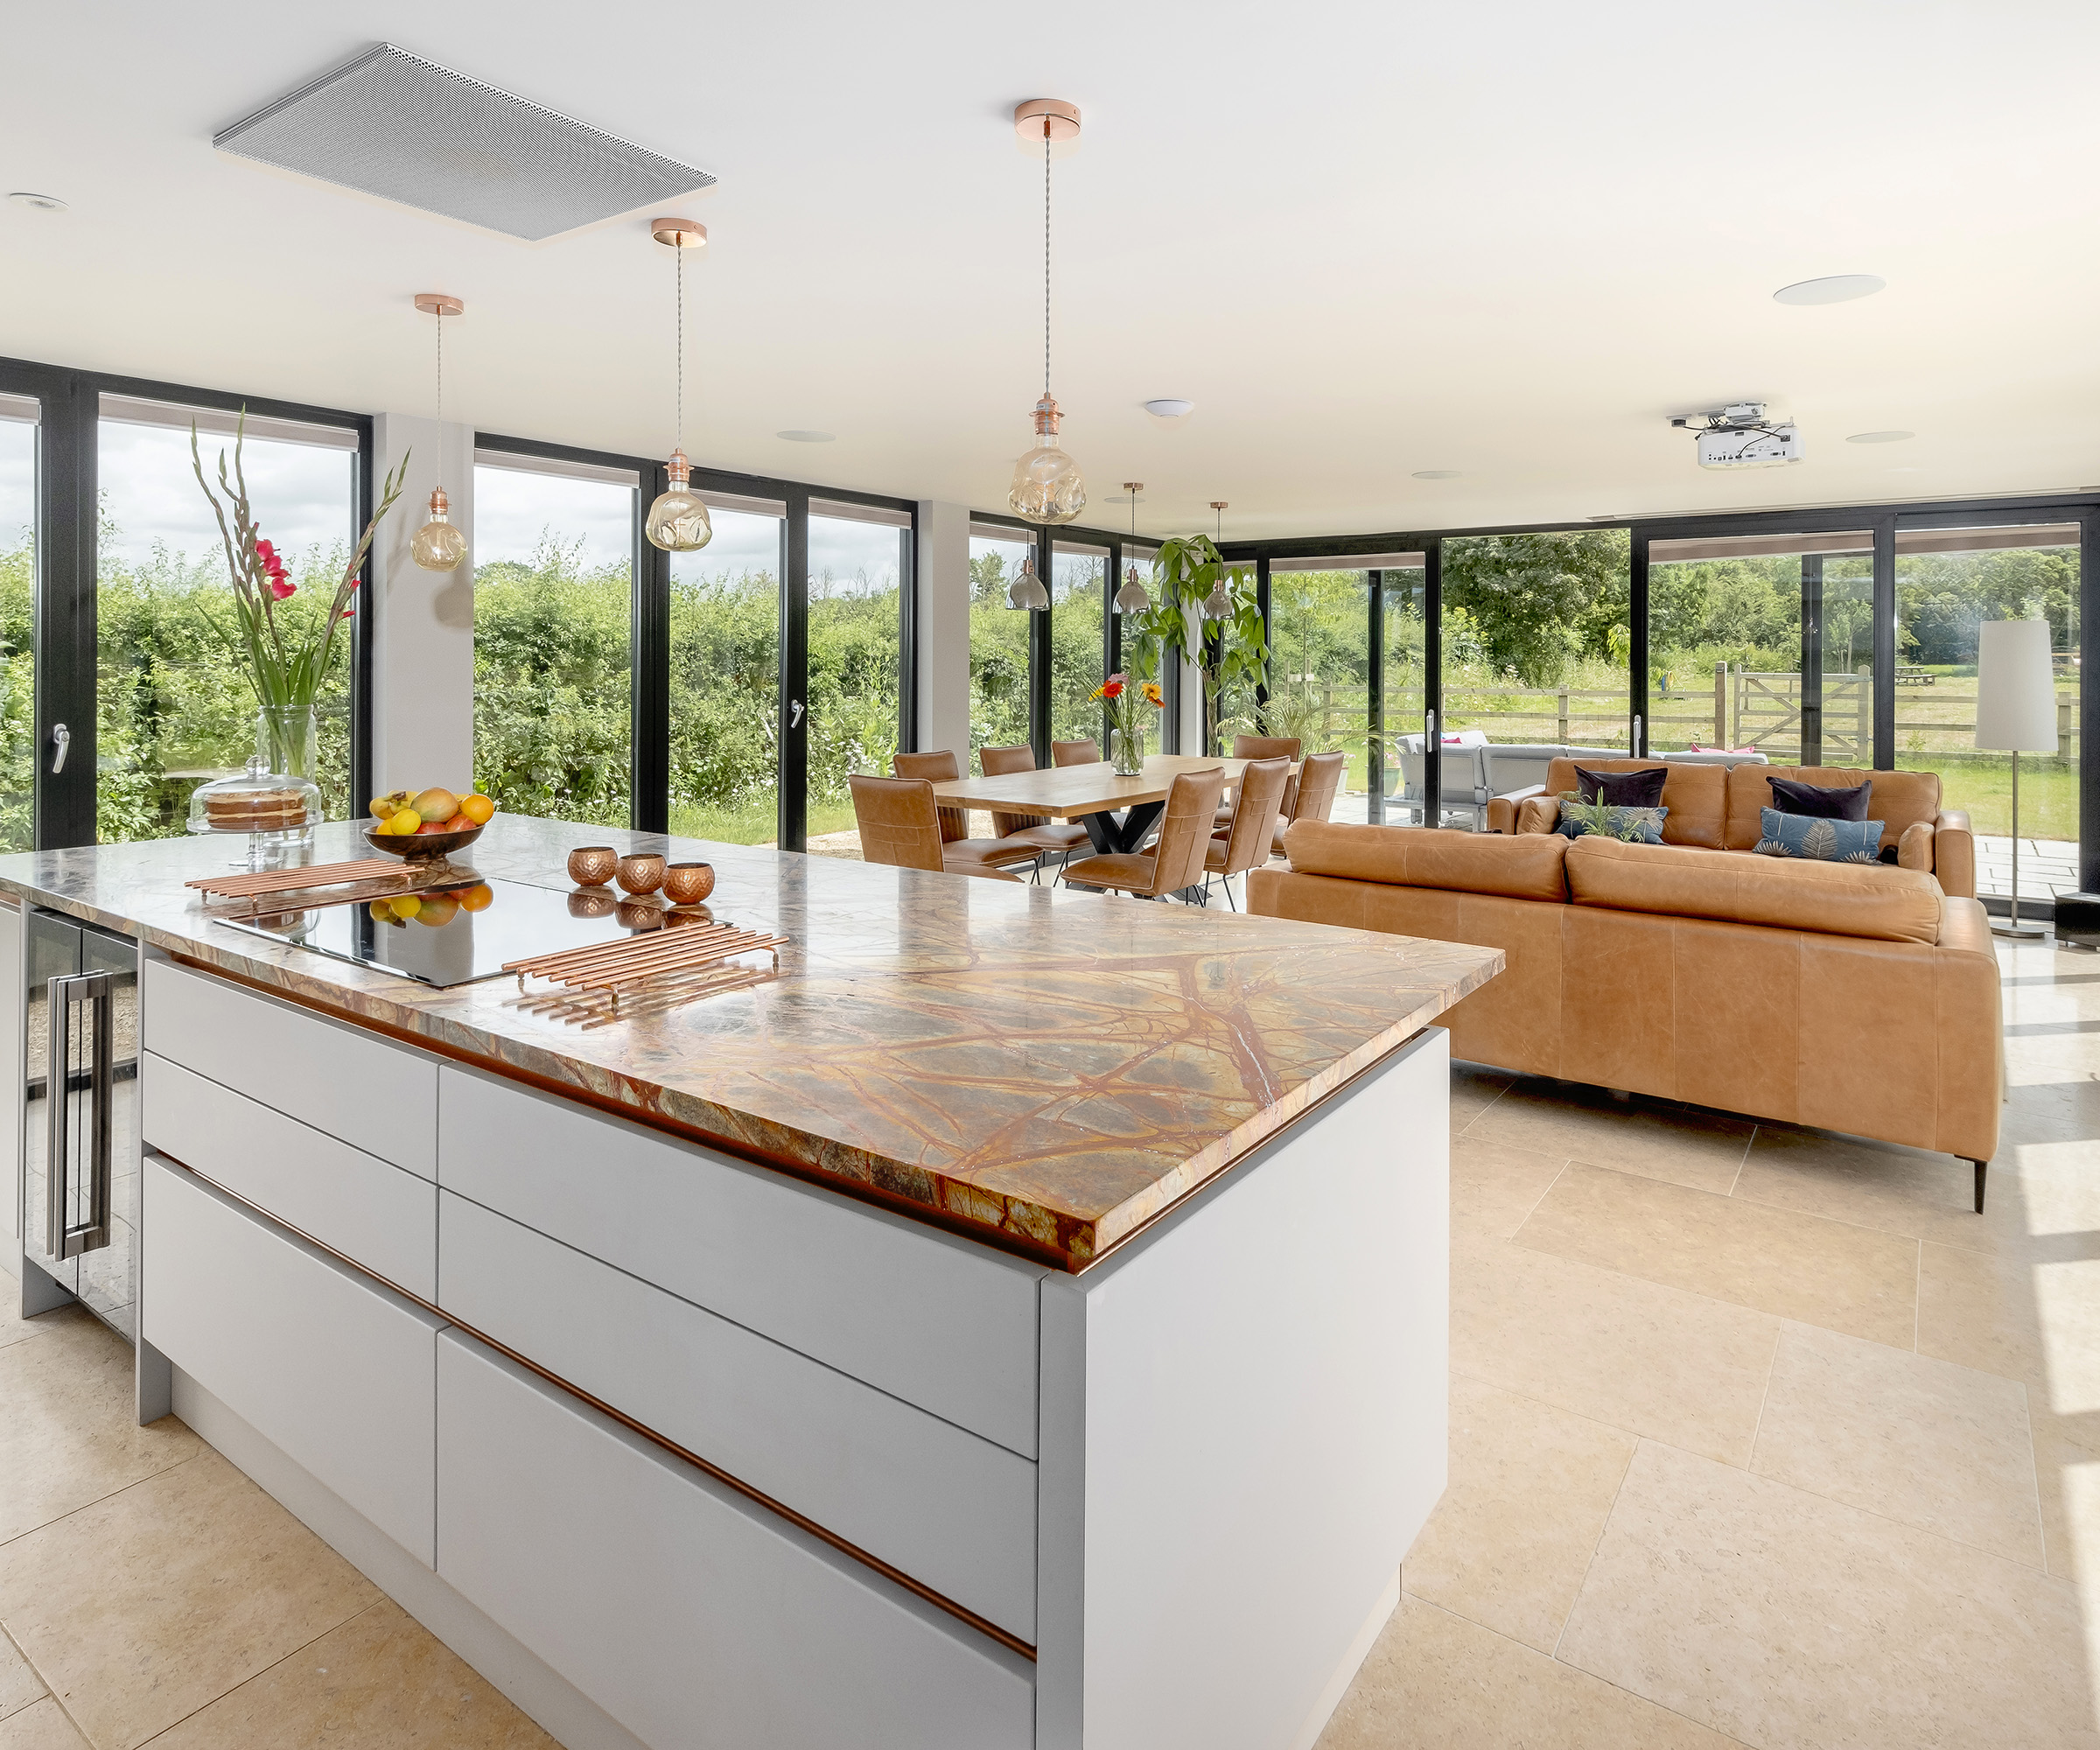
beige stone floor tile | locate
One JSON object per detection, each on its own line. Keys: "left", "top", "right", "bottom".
{"left": 0, "top": 1447, "right": 378, "bottom": 1750}
{"left": 0, "top": 1700, "right": 88, "bottom": 1750}
{"left": 1450, "top": 1060, "right": 1514, "bottom": 1129}
{"left": 1462, "top": 1078, "right": 1754, "bottom": 1194}
{"left": 1403, "top": 1375, "right": 1635, "bottom": 1652}
{"left": 0, "top": 1314, "right": 200, "bottom": 1545}
{"left": 2032, "top": 1405, "right": 2100, "bottom": 1587}
{"left": 1452, "top": 1237, "right": 1780, "bottom": 1466}
{"left": 144, "top": 1598, "right": 556, "bottom": 1750}
{"left": 1919, "top": 1242, "right": 2100, "bottom": 1414}
{"left": 1317, "top": 1594, "right": 1742, "bottom": 1750}
{"left": 1996, "top": 1072, "right": 2100, "bottom": 1150}
{"left": 0, "top": 1631, "right": 44, "bottom": 1724}
{"left": 1516, "top": 1162, "right": 1919, "bottom": 1348}
{"left": 1450, "top": 1136, "right": 1565, "bottom": 1244}
{"left": 1558, "top": 1440, "right": 2096, "bottom": 1749}
{"left": 0, "top": 1297, "right": 87, "bottom": 1355}
{"left": 1733, "top": 1124, "right": 2042, "bottom": 1256}
{"left": 1750, "top": 1320, "right": 2042, "bottom": 1567}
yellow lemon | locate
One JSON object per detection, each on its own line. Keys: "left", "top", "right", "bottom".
{"left": 389, "top": 894, "right": 422, "bottom": 920}
{"left": 388, "top": 808, "right": 421, "bottom": 836}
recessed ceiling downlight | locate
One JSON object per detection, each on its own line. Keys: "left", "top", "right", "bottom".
{"left": 1412, "top": 470, "right": 1461, "bottom": 480}
{"left": 8, "top": 192, "right": 66, "bottom": 212}
{"left": 1845, "top": 430, "right": 1914, "bottom": 444}
{"left": 1143, "top": 398, "right": 1194, "bottom": 419}
{"left": 1773, "top": 274, "right": 1886, "bottom": 305}
{"left": 776, "top": 430, "right": 834, "bottom": 443}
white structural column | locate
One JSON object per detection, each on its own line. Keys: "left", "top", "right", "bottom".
{"left": 371, "top": 415, "right": 476, "bottom": 797}
{"left": 916, "top": 501, "right": 972, "bottom": 759}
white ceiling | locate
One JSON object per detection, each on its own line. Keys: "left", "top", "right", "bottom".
{"left": 6, "top": 2, "right": 2097, "bottom": 541}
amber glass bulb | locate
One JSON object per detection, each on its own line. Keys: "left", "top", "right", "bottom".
{"left": 645, "top": 450, "right": 714, "bottom": 553}
{"left": 411, "top": 487, "right": 467, "bottom": 572}
{"left": 1009, "top": 395, "right": 1085, "bottom": 525}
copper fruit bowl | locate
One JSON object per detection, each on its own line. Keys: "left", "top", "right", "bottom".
{"left": 362, "top": 823, "right": 485, "bottom": 863}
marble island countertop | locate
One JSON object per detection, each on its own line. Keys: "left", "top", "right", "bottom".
{"left": 0, "top": 816, "right": 1501, "bottom": 1268}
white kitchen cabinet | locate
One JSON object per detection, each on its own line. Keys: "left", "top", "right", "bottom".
{"left": 143, "top": 1157, "right": 443, "bottom": 1565}
{"left": 143, "top": 958, "right": 437, "bottom": 1179}
{"left": 438, "top": 1064, "right": 1043, "bottom": 1457}
{"left": 436, "top": 1328, "right": 1035, "bottom": 1750}
{"left": 143, "top": 1051, "right": 436, "bottom": 1298}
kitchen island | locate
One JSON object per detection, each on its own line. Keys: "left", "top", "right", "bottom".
{"left": 1, "top": 816, "right": 1499, "bottom": 1750}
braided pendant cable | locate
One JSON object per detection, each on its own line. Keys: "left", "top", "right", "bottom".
{"left": 676, "top": 244, "right": 685, "bottom": 455}
{"left": 1044, "top": 123, "right": 1052, "bottom": 398}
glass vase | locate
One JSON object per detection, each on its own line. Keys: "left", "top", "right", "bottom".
{"left": 185, "top": 705, "right": 321, "bottom": 860}
{"left": 1110, "top": 725, "right": 1145, "bottom": 776}
{"left": 259, "top": 704, "right": 318, "bottom": 786}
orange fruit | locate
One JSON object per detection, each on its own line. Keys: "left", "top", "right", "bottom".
{"left": 459, "top": 884, "right": 494, "bottom": 913}
{"left": 460, "top": 793, "right": 496, "bottom": 825}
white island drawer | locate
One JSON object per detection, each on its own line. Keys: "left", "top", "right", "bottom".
{"left": 144, "top": 1158, "right": 442, "bottom": 1565}
{"left": 438, "top": 1063, "right": 1043, "bottom": 1456}
{"left": 143, "top": 1052, "right": 435, "bottom": 1299}
{"left": 438, "top": 1189, "right": 1038, "bottom": 1642}
{"left": 144, "top": 959, "right": 437, "bottom": 1179}
{"left": 436, "top": 1330, "right": 1033, "bottom": 1750}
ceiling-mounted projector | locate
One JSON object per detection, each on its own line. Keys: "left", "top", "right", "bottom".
{"left": 1670, "top": 402, "right": 1802, "bottom": 469}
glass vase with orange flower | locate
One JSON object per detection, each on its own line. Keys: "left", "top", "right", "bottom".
{"left": 1091, "top": 670, "right": 1164, "bottom": 775}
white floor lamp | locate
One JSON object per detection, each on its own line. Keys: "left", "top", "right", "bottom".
{"left": 1974, "top": 618, "right": 2058, "bottom": 940}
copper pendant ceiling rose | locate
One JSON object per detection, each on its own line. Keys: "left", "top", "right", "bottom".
{"left": 1006, "top": 99, "right": 1086, "bottom": 538}
{"left": 644, "top": 216, "right": 714, "bottom": 554}
{"left": 410, "top": 292, "right": 469, "bottom": 572}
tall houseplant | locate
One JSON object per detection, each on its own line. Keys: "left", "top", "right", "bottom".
{"left": 190, "top": 414, "right": 408, "bottom": 779}
{"left": 1124, "top": 534, "right": 1269, "bottom": 754}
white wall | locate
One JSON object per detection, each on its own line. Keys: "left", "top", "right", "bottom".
{"left": 915, "top": 501, "right": 971, "bottom": 759}
{"left": 371, "top": 416, "right": 475, "bottom": 800}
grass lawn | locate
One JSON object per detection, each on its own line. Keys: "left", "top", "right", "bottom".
{"left": 668, "top": 796, "right": 858, "bottom": 847}
{"left": 1900, "top": 756, "right": 2078, "bottom": 842}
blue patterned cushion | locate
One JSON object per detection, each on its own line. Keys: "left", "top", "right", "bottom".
{"left": 1555, "top": 796, "right": 1668, "bottom": 844}
{"left": 1754, "top": 807, "right": 1885, "bottom": 863}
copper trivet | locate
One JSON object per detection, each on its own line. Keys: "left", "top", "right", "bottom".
{"left": 186, "top": 858, "right": 410, "bottom": 900}
{"left": 503, "top": 921, "right": 785, "bottom": 1019}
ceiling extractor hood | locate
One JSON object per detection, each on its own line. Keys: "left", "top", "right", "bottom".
{"left": 213, "top": 44, "right": 716, "bottom": 242}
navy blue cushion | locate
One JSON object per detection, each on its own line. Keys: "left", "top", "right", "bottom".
{"left": 1768, "top": 774, "right": 1872, "bottom": 821}
{"left": 1753, "top": 807, "right": 1885, "bottom": 863}
{"left": 1575, "top": 765, "right": 1668, "bottom": 808}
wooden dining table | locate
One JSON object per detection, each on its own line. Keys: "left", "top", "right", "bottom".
{"left": 929, "top": 754, "right": 1277, "bottom": 855}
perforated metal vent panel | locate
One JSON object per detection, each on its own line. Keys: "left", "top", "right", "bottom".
{"left": 214, "top": 45, "right": 715, "bottom": 242}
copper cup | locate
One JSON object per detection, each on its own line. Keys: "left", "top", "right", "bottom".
{"left": 568, "top": 845, "right": 618, "bottom": 887}
{"left": 617, "top": 852, "right": 667, "bottom": 896}
{"left": 618, "top": 898, "right": 668, "bottom": 931}
{"left": 664, "top": 902, "right": 714, "bottom": 927}
{"left": 567, "top": 889, "right": 616, "bottom": 920}
{"left": 662, "top": 861, "right": 716, "bottom": 906}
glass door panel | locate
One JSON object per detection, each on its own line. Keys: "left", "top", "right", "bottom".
{"left": 969, "top": 527, "right": 1033, "bottom": 763}
{"left": 472, "top": 460, "right": 637, "bottom": 828}
{"left": 1376, "top": 560, "right": 1429, "bottom": 826}
{"left": 669, "top": 501, "right": 783, "bottom": 844}
{"left": 97, "top": 401, "right": 357, "bottom": 841}
{"left": 1894, "top": 522, "right": 2081, "bottom": 906}
{"left": 0, "top": 397, "right": 34, "bottom": 850}
{"left": 1442, "top": 531, "right": 1630, "bottom": 829}
{"left": 806, "top": 503, "right": 907, "bottom": 844}
{"left": 1267, "top": 562, "right": 1371, "bottom": 824}
{"left": 1646, "top": 530, "right": 1872, "bottom": 765}
{"left": 1051, "top": 542, "right": 1107, "bottom": 749}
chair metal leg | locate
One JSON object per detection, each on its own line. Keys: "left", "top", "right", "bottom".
{"left": 1225, "top": 878, "right": 1237, "bottom": 910}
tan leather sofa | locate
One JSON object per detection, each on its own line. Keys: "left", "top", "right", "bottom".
{"left": 1248, "top": 822, "right": 2002, "bottom": 1208}
{"left": 1483, "top": 758, "right": 1976, "bottom": 899}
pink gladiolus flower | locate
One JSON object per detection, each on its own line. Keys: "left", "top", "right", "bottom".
{"left": 268, "top": 578, "right": 296, "bottom": 599}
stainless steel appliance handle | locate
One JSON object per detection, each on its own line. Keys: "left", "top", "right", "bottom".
{"left": 46, "top": 970, "right": 113, "bottom": 1260}
{"left": 50, "top": 723, "right": 69, "bottom": 774}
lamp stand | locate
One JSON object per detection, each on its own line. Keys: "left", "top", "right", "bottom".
{"left": 1992, "top": 750, "right": 2048, "bottom": 939}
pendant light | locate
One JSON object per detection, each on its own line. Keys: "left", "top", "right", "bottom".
{"left": 1007, "top": 551, "right": 1048, "bottom": 611}
{"left": 644, "top": 216, "right": 713, "bottom": 554}
{"left": 1113, "top": 483, "right": 1150, "bottom": 612}
{"left": 410, "top": 293, "right": 467, "bottom": 572}
{"left": 1008, "top": 99, "right": 1085, "bottom": 528}
{"left": 1202, "top": 501, "right": 1232, "bottom": 619}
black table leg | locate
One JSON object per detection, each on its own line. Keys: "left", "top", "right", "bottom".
{"left": 1111, "top": 801, "right": 1164, "bottom": 853}
{"left": 1081, "top": 811, "right": 1118, "bottom": 855}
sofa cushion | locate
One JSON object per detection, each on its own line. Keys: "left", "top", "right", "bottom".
{"left": 1726, "top": 765, "right": 1941, "bottom": 851}
{"left": 1543, "top": 758, "right": 1726, "bottom": 848}
{"left": 1564, "top": 835, "right": 1942, "bottom": 943}
{"left": 1554, "top": 799, "right": 1668, "bottom": 844}
{"left": 1284, "top": 821, "right": 1569, "bottom": 900}
{"left": 1754, "top": 808, "right": 1885, "bottom": 864}
{"left": 1576, "top": 764, "right": 1668, "bottom": 808}
{"left": 1767, "top": 774, "right": 1872, "bottom": 820}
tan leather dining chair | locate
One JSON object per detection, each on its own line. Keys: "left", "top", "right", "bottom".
{"left": 890, "top": 751, "right": 1039, "bottom": 873}
{"left": 1275, "top": 749, "right": 1347, "bottom": 855}
{"left": 1050, "top": 738, "right": 1101, "bottom": 767}
{"left": 1061, "top": 767, "right": 1228, "bottom": 902}
{"left": 849, "top": 776, "right": 1024, "bottom": 881}
{"left": 979, "top": 744, "right": 1089, "bottom": 877}
{"left": 1204, "top": 758, "right": 1291, "bottom": 908}
{"left": 1215, "top": 733, "right": 1304, "bottom": 830}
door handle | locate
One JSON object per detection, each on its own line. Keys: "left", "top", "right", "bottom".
{"left": 50, "top": 723, "right": 69, "bottom": 774}
{"left": 789, "top": 700, "right": 805, "bottom": 730}
{"left": 46, "top": 970, "right": 114, "bottom": 1260}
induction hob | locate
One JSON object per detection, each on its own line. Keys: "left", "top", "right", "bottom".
{"left": 213, "top": 873, "right": 708, "bottom": 988}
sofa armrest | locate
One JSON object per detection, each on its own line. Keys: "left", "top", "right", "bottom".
{"left": 1515, "top": 795, "right": 1561, "bottom": 836}
{"left": 1897, "top": 820, "right": 1935, "bottom": 873}
{"left": 1485, "top": 784, "right": 1544, "bottom": 835}
{"left": 1932, "top": 810, "right": 1977, "bottom": 900}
